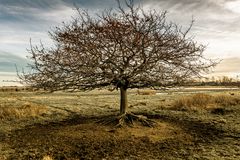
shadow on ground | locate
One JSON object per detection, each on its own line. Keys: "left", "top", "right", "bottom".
{"left": 1, "top": 109, "right": 239, "bottom": 160}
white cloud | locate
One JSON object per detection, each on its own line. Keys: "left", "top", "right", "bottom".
{"left": 225, "top": 0, "right": 240, "bottom": 13}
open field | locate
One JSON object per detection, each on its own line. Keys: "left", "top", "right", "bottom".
{"left": 0, "top": 88, "right": 240, "bottom": 159}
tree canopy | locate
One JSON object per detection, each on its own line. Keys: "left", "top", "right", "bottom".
{"left": 20, "top": 0, "right": 216, "bottom": 92}
{"left": 19, "top": 0, "right": 216, "bottom": 122}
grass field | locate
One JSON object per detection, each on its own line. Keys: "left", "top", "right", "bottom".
{"left": 0, "top": 88, "right": 240, "bottom": 159}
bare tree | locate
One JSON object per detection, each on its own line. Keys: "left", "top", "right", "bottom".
{"left": 19, "top": 0, "right": 216, "bottom": 126}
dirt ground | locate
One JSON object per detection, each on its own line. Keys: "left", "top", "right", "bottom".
{"left": 0, "top": 90, "right": 240, "bottom": 159}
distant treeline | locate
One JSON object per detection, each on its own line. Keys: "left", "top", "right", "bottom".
{"left": 0, "top": 86, "right": 35, "bottom": 92}
{"left": 1, "top": 75, "right": 240, "bottom": 92}
{"left": 184, "top": 76, "right": 240, "bottom": 87}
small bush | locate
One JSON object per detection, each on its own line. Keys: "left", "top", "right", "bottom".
{"left": 172, "top": 93, "right": 240, "bottom": 111}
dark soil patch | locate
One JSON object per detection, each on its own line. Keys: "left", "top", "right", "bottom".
{"left": 3, "top": 115, "right": 190, "bottom": 159}
{"left": 210, "top": 107, "right": 233, "bottom": 115}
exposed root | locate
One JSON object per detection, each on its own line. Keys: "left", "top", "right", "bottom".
{"left": 97, "top": 113, "right": 156, "bottom": 128}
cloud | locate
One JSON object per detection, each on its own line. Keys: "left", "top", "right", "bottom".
{"left": 0, "top": 0, "right": 64, "bottom": 10}
{"left": 142, "top": 0, "right": 235, "bottom": 11}
{"left": 0, "top": 0, "right": 128, "bottom": 53}
{"left": 0, "top": 0, "right": 240, "bottom": 78}
{"left": 0, "top": 1, "right": 75, "bottom": 57}
{"left": 0, "top": 1, "right": 66, "bottom": 30}
{"left": 0, "top": 51, "right": 29, "bottom": 72}
{"left": 141, "top": 0, "right": 240, "bottom": 28}
{"left": 140, "top": 0, "right": 240, "bottom": 59}
{"left": 210, "top": 57, "right": 240, "bottom": 77}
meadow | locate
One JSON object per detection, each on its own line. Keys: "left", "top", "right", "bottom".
{"left": 0, "top": 87, "right": 239, "bottom": 159}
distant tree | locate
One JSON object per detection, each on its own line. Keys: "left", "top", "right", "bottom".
{"left": 19, "top": 0, "right": 216, "bottom": 126}
{"left": 221, "top": 76, "right": 233, "bottom": 85}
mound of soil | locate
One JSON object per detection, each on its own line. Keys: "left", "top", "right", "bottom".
{"left": 3, "top": 116, "right": 191, "bottom": 159}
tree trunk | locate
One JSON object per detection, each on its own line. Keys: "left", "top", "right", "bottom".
{"left": 120, "top": 86, "right": 127, "bottom": 114}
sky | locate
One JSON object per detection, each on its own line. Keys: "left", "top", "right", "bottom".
{"left": 0, "top": 0, "right": 240, "bottom": 85}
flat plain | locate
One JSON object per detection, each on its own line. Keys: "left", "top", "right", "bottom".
{"left": 0, "top": 87, "right": 240, "bottom": 159}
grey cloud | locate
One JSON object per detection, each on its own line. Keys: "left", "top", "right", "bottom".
{"left": 63, "top": 0, "right": 119, "bottom": 8}
{"left": 0, "top": 0, "right": 118, "bottom": 11}
{"left": 0, "top": 10, "right": 51, "bottom": 34}
{"left": 142, "top": 0, "right": 234, "bottom": 11}
{"left": 0, "top": 51, "right": 28, "bottom": 72}
{"left": 0, "top": 0, "right": 240, "bottom": 62}
{"left": 140, "top": 0, "right": 238, "bottom": 24}
{"left": 0, "top": 0, "right": 120, "bottom": 32}
{"left": 141, "top": 0, "right": 240, "bottom": 51}
{"left": 0, "top": 0, "right": 63, "bottom": 9}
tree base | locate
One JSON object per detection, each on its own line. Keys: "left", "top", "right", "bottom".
{"left": 98, "top": 112, "right": 156, "bottom": 128}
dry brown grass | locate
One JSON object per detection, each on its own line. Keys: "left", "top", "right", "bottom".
{"left": 172, "top": 93, "right": 240, "bottom": 111}
{"left": 214, "top": 94, "right": 240, "bottom": 106}
{"left": 0, "top": 102, "right": 47, "bottom": 120}
{"left": 137, "top": 89, "right": 156, "bottom": 95}
{"left": 42, "top": 155, "right": 53, "bottom": 160}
